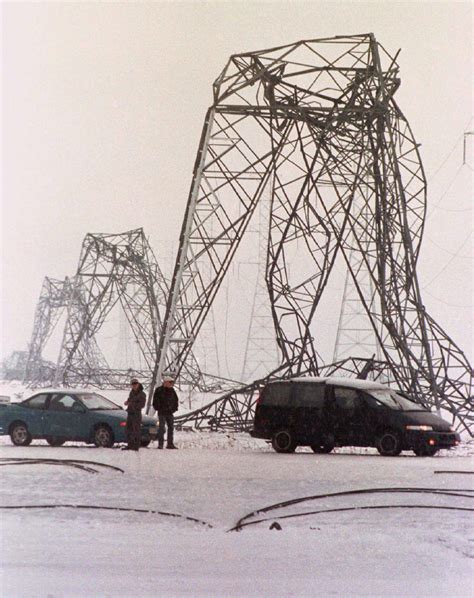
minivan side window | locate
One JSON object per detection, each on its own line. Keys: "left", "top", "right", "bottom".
{"left": 262, "top": 383, "right": 291, "bottom": 406}
{"left": 333, "top": 387, "right": 360, "bottom": 413}
{"left": 292, "top": 383, "right": 325, "bottom": 407}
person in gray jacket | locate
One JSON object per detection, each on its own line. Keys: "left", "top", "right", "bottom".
{"left": 122, "top": 378, "right": 146, "bottom": 451}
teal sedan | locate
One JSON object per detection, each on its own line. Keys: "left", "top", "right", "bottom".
{"left": 0, "top": 390, "right": 158, "bottom": 448}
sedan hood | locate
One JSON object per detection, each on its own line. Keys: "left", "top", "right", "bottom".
{"left": 92, "top": 409, "right": 127, "bottom": 421}
{"left": 401, "top": 411, "right": 452, "bottom": 432}
{"left": 142, "top": 414, "right": 158, "bottom": 426}
{"left": 92, "top": 410, "right": 157, "bottom": 426}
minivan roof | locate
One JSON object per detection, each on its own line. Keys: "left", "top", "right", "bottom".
{"left": 288, "top": 376, "right": 391, "bottom": 390}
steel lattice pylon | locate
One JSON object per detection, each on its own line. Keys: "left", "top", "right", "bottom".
{"left": 23, "top": 276, "right": 77, "bottom": 386}
{"left": 54, "top": 229, "right": 166, "bottom": 393}
{"left": 158, "top": 34, "right": 472, "bottom": 435}
{"left": 52, "top": 228, "right": 228, "bottom": 399}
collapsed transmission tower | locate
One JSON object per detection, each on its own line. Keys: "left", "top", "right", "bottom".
{"left": 23, "top": 276, "right": 76, "bottom": 385}
{"left": 158, "top": 34, "right": 473, "bottom": 435}
{"left": 54, "top": 229, "right": 166, "bottom": 392}
{"left": 51, "top": 228, "right": 226, "bottom": 398}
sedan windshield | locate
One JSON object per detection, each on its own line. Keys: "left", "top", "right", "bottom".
{"left": 78, "top": 393, "right": 122, "bottom": 410}
{"left": 369, "top": 389, "right": 425, "bottom": 411}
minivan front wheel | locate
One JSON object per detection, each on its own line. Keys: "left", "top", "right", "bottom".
{"left": 272, "top": 430, "right": 297, "bottom": 453}
{"left": 376, "top": 430, "right": 402, "bottom": 456}
{"left": 414, "top": 446, "right": 438, "bottom": 457}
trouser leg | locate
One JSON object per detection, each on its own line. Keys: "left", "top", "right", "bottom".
{"left": 158, "top": 414, "right": 166, "bottom": 447}
{"left": 127, "top": 415, "right": 141, "bottom": 450}
{"left": 166, "top": 414, "right": 174, "bottom": 446}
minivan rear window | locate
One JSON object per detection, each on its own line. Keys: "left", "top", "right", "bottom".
{"left": 261, "top": 382, "right": 291, "bottom": 406}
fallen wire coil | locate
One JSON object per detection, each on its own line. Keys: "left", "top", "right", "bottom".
{"left": 232, "top": 505, "right": 474, "bottom": 531}
{"left": 0, "top": 504, "right": 213, "bottom": 528}
{"left": 0, "top": 461, "right": 98, "bottom": 474}
{"left": 434, "top": 470, "right": 474, "bottom": 475}
{"left": 0, "top": 457, "right": 124, "bottom": 474}
{"left": 230, "top": 487, "right": 474, "bottom": 532}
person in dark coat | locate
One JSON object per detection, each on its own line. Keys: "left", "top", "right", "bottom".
{"left": 122, "top": 378, "right": 146, "bottom": 451}
{"left": 152, "top": 375, "right": 179, "bottom": 449}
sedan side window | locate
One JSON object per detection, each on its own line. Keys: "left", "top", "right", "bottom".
{"left": 49, "top": 394, "right": 76, "bottom": 412}
{"left": 23, "top": 394, "right": 49, "bottom": 410}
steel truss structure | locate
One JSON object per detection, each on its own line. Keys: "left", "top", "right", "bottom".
{"left": 158, "top": 34, "right": 472, "bottom": 435}
{"left": 23, "top": 276, "right": 77, "bottom": 386}
{"left": 49, "top": 229, "right": 228, "bottom": 398}
{"left": 53, "top": 229, "right": 165, "bottom": 392}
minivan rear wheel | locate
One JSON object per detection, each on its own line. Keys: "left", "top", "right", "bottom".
{"left": 271, "top": 430, "right": 297, "bottom": 453}
{"left": 376, "top": 430, "right": 402, "bottom": 456}
{"left": 310, "top": 442, "right": 334, "bottom": 454}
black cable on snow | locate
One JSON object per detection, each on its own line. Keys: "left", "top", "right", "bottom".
{"left": 0, "top": 461, "right": 98, "bottom": 474}
{"left": 230, "top": 487, "right": 474, "bottom": 532}
{"left": 233, "top": 505, "right": 474, "bottom": 531}
{"left": 434, "top": 470, "right": 474, "bottom": 475}
{"left": 0, "top": 504, "right": 213, "bottom": 528}
{"left": 0, "top": 457, "right": 124, "bottom": 474}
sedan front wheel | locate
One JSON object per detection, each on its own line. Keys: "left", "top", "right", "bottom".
{"left": 93, "top": 425, "right": 114, "bottom": 448}
{"left": 10, "top": 422, "right": 32, "bottom": 446}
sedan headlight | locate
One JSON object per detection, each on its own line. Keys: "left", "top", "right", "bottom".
{"left": 406, "top": 425, "right": 433, "bottom": 431}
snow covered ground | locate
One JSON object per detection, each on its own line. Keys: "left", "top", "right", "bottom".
{"left": 0, "top": 429, "right": 473, "bottom": 598}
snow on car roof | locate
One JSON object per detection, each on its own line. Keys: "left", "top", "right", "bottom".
{"left": 26, "top": 388, "right": 99, "bottom": 396}
{"left": 288, "top": 376, "right": 390, "bottom": 390}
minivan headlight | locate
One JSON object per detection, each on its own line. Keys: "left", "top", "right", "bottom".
{"left": 406, "top": 425, "right": 433, "bottom": 431}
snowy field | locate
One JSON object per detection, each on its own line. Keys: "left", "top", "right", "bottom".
{"left": 0, "top": 429, "right": 473, "bottom": 598}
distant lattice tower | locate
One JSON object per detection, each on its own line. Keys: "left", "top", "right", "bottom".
{"left": 240, "top": 188, "right": 279, "bottom": 382}
{"left": 333, "top": 190, "right": 385, "bottom": 366}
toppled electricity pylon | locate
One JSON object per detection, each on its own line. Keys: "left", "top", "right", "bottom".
{"left": 47, "top": 228, "right": 226, "bottom": 398}
{"left": 23, "top": 276, "right": 76, "bottom": 386}
{"left": 53, "top": 229, "right": 166, "bottom": 392}
{"left": 2, "top": 351, "right": 56, "bottom": 382}
{"left": 159, "top": 34, "right": 473, "bottom": 435}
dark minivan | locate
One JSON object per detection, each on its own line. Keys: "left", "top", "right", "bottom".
{"left": 249, "top": 377, "right": 460, "bottom": 456}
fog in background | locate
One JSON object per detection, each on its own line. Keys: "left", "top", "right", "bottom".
{"left": 1, "top": 1, "right": 472, "bottom": 376}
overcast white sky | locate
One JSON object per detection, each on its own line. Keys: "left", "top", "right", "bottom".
{"left": 1, "top": 1, "right": 472, "bottom": 367}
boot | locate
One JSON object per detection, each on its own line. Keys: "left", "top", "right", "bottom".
{"left": 166, "top": 444, "right": 178, "bottom": 449}
{"left": 158, "top": 442, "right": 164, "bottom": 449}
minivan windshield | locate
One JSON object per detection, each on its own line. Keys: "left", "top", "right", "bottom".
{"left": 368, "top": 389, "right": 425, "bottom": 411}
{"left": 78, "top": 393, "right": 121, "bottom": 410}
